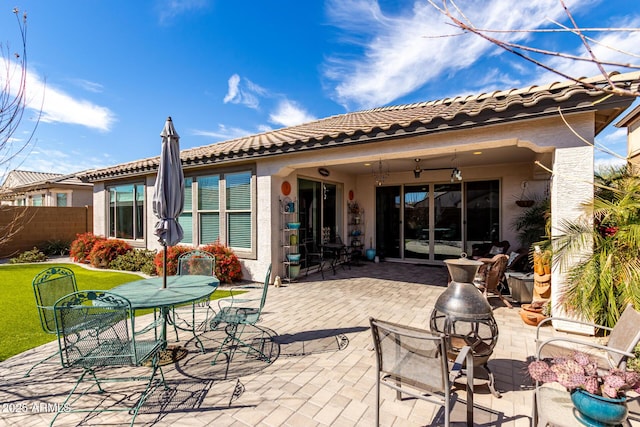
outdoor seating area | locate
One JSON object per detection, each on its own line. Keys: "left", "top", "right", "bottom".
{"left": 2, "top": 261, "right": 639, "bottom": 426}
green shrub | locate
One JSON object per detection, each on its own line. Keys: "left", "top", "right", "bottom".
{"left": 110, "top": 249, "right": 157, "bottom": 275}
{"left": 9, "top": 247, "right": 48, "bottom": 264}
{"left": 153, "top": 245, "right": 194, "bottom": 276}
{"left": 629, "top": 343, "right": 640, "bottom": 373}
{"left": 42, "top": 239, "right": 71, "bottom": 256}
{"left": 202, "top": 241, "right": 243, "bottom": 283}
{"left": 70, "top": 232, "right": 106, "bottom": 263}
{"left": 89, "top": 239, "right": 132, "bottom": 268}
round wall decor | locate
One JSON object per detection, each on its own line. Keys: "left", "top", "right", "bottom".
{"left": 318, "top": 167, "right": 330, "bottom": 177}
{"left": 281, "top": 181, "right": 291, "bottom": 196}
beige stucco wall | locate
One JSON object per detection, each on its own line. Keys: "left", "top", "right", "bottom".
{"left": 90, "top": 110, "right": 597, "bottom": 283}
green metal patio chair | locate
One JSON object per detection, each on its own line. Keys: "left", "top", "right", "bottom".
{"left": 50, "top": 290, "right": 166, "bottom": 427}
{"left": 171, "top": 250, "right": 216, "bottom": 351}
{"left": 24, "top": 266, "right": 78, "bottom": 377}
{"left": 210, "top": 264, "right": 272, "bottom": 365}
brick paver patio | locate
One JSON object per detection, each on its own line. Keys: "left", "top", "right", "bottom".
{"left": 1, "top": 261, "right": 638, "bottom": 426}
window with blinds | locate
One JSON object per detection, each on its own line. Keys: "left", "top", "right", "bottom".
{"left": 179, "top": 169, "right": 254, "bottom": 255}
{"left": 226, "top": 171, "right": 251, "bottom": 249}
{"left": 178, "top": 178, "right": 193, "bottom": 244}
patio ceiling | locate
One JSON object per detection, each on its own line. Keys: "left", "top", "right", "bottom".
{"left": 312, "top": 144, "right": 542, "bottom": 177}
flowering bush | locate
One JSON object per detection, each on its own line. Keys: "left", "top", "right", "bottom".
{"left": 202, "top": 241, "right": 243, "bottom": 283}
{"left": 88, "top": 239, "right": 132, "bottom": 268}
{"left": 153, "top": 245, "right": 194, "bottom": 276}
{"left": 70, "top": 232, "right": 106, "bottom": 263}
{"left": 528, "top": 351, "right": 640, "bottom": 398}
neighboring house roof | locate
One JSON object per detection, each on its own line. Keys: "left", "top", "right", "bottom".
{"left": 0, "top": 169, "right": 92, "bottom": 199}
{"left": 80, "top": 72, "right": 640, "bottom": 182}
{"left": 1, "top": 170, "right": 62, "bottom": 189}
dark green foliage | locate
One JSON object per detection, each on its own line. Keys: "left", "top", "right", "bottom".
{"left": 110, "top": 249, "right": 157, "bottom": 276}
{"left": 42, "top": 239, "right": 71, "bottom": 256}
{"left": 9, "top": 247, "right": 48, "bottom": 264}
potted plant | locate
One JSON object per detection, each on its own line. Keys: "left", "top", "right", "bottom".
{"left": 529, "top": 351, "right": 640, "bottom": 425}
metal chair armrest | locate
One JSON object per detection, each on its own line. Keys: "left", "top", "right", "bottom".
{"left": 536, "top": 316, "right": 613, "bottom": 340}
{"left": 449, "top": 345, "right": 474, "bottom": 426}
{"left": 536, "top": 337, "right": 635, "bottom": 361}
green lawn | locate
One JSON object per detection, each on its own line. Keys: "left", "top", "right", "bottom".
{"left": 0, "top": 263, "right": 233, "bottom": 362}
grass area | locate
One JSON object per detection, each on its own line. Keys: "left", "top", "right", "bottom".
{"left": 0, "top": 263, "right": 234, "bottom": 362}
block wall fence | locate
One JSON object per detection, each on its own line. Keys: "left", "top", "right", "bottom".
{"left": 0, "top": 206, "right": 93, "bottom": 258}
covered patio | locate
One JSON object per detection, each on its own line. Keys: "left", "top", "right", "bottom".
{"left": 1, "top": 262, "right": 639, "bottom": 426}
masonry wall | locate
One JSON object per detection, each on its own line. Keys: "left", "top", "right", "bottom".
{"left": 0, "top": 206, "right": 93, "bottom": 258}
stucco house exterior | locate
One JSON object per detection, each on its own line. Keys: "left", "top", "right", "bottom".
{"left": 80, "top": 72, "right": 639, "bottom": 318}
{"left": 0, "top": 170, "right": 93, "bottom": 207}
{"left": 615, "top": 103, "right": 640, "bottom": 173}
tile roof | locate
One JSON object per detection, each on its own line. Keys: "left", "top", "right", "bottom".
{"left": 0, "top": 170, "right": 91, "bottom": 196}
{"left": 81, "top": 72, "right": 640, "bottom": 182}
{"left": 0, "top": 170, "right": 63, "bottom": 189}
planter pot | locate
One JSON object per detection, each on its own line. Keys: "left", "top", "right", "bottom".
{"left": 571, "top": 388, "right": 628, "bottom": 426}
{"left": 288, "top": 264, "right": 301, "bottom": 279}
{"left": 365, "top": 248, "right": 376, "bottom": 261}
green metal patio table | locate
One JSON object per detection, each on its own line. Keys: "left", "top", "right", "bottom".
{"left": 111, "top": 275, "right": 219, "bottom": 359}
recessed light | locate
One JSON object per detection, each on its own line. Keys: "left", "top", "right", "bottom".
{"left": 364, "top": 163, "right": 371, "bottom": 166}
{"left": 473, "top": 151, "right": 482, "bottom": 155}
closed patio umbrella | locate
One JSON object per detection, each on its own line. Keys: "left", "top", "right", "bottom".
{"left": 153, "top": 116, "right": 185, "bottom": 289}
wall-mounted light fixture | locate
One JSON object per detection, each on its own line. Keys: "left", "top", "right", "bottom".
{"left": 413, "top": 159, "right": 462, "bottom": 182}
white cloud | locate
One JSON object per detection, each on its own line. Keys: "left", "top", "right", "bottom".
{"left": 269, "top": 100, "right": 316, "bottom": 127}
{"left": 157, "top": 0, "right": 209, "bottom": 24}
{"left": 192, "top": 124, "right": 254, "bottom": 141}
{"left": 535, "top": 17, "right": 640, "bottom": 84}
{"left": 72, "top": 78, "right": 104, "bottom": 93}
{"left": 223, "top": 74, "right": 266, "bottom": 109}
{"left": 323, "top": 0, "right": 593, "bottom": 109}
{"left": 1, "top": 57, "right": 116, "bottom": 132}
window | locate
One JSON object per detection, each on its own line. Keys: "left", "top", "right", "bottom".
{"left": 108, "top": 183, "right": 144, "bottom": 240}
{"left": 31, "top": 194, "right": 44, "bottom": 206}
{"left": 179, "top": 170, "right": 255, "bottom": 254}
{"left": 178, "top": 178, "right": 193, "bottom": 244}
{"left": 226, "top": 171, "right": 251, "bottom": 248}
{"left": 56, "top": 193, "right": 68, "bottom": 207}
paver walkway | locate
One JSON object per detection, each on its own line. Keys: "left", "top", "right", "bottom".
{"left": 1, "top": 261, "right": 638, "bottom": 426}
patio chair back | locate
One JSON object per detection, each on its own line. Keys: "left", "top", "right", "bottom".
{"left": 54, "top": 290, "right": 163, "bottom": 368}
{"left": 52, "top": 290, "right": 165, "bottom": 425}
{"left": 178, "top": 250, "right": 216, "bottom": 276}
{"left": 369, "top": 317, "right": 474, "bottom": 427}
{"left": 606, "top": 303, "right": 640, "bottom": 368}
{"left": 33, "top": 266, "right": 78, "bottom": 334}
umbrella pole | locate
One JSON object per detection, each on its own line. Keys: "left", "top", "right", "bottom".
{"left": 163, "top": 244, "right": 168, "bottom": 289}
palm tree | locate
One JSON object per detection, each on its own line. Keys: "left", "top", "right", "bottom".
{"left": 552, "top": 165, "right": 640, "bottom": 327}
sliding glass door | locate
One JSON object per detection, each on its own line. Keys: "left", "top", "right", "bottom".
{"left": 375, "top": 180, "right": 498, "bottom": 262}
{"left": 298, "top": 178, "right": 343, "bottom": 248}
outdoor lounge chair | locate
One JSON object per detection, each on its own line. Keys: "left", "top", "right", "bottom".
{"left": 210, "top": 264, "right": 272, "bottom": 366}
{"left": 51, "top": 290, "right": 166, "bottom": 426}
{"left": 301, "top": 239, "right": 325, "bottom": 279}
{"left": 369, "top": 317, "right": 474, "bottom": 427}
{"left": 475, "top": 254, "right": 512, "bottom": 308}
{"left": 171, "top": 249, "right": 216, "bottom": 351}
{"left": 535, "top": 303, "right": 640, "bottom": 371}
{"left": 25, "top": 266, "right": 78, "bottom": 377}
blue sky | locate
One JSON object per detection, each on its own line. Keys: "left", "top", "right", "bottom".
{"left": 1, "top": 0, "right": 638, "bottom": 180}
